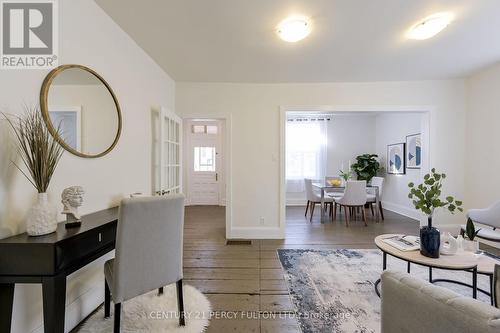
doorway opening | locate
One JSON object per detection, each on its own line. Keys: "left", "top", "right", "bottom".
{"left": 280, "top": 107, "right": 431, "bottom": 235}
{"left": 183, "top": 119, "right": 226, "bottom": 206}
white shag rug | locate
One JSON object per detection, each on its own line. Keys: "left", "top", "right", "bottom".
{"left": 78, "top": 284, "right": 211, "bottom": 333}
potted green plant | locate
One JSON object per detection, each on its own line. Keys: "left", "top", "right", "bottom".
{"left": 3, "top": 106, "right": 63, "bottom": 236}
{"left": 408, "top": 168, "right": 463, "bottom": 258}
{"left": 339, "top": 169, "right": 352, "bottom": 185}
{"left": 463, "top": 218, "right": 481, "bottom": 252}
{"left": 351, "top": 154, "right": 380, "bottom": 182}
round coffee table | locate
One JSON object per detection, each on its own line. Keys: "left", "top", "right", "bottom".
{"left": 374, "top": 234, "right": 498, "bottom": 304}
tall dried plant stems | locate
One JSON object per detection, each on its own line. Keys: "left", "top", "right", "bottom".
{"left": 2, "top": 106, "right": 63, "bottom": 193}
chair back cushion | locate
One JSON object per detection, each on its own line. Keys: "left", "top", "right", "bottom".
{"left": 467, "top": 200, "right": 500, "bottom": 229}
{"left": 339, "top": 180, "right": 367, "bottom": 206}
{"left": 113, "top": 194, "right": 184, "bottom": 302}
{"left": 381, "top": 270, "right": 500, "bottom": 333}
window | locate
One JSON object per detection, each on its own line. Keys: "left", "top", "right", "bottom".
{"left": 191, "top": 124, "right": 218, "bottom": 134}
{"left": 286, "top": 119, "right": 327, "bottom": 192}
{"left": 194, "top": 147, "right": 216, "bottom": 171}
{"left": 192, "top": 125, "right": 205, "bottom": 133}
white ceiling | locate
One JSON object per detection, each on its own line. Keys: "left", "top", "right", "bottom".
{"left": 95, "top": 0, "right": 500, "bottom": 83}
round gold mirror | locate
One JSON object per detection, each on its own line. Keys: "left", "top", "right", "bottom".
{"left": 40, "top": 64, "right": 122, "bottom": 158}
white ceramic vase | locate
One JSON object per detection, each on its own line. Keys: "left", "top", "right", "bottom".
{"left": 26, "top": 193, "right": 57, "bottom": 236}
{"left": 440, "top": 232, "right": 458, "bottom": 255}
{"left": 463, "top": 239, "right": 480, "bottom": 253}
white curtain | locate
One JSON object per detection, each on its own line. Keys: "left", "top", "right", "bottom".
{"left": 286, "top": 120, "right": 327, "bottom": 193}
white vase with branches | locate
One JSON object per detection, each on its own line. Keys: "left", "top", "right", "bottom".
{"left": 3, "top": 106, "right": 63, "bottom": 236}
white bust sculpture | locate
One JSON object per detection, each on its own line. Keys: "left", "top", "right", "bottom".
{"left": 61, "top": 186, "right": 85, "bottom": 222}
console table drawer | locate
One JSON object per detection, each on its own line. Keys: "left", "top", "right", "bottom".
{"left": 56, "top": 224, "right": 116, "bottom": 272}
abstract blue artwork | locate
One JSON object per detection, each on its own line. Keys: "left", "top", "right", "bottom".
{"left": 387, "top": 143, "right": 405, "bottom": 174}
{"left": 406, "top": 133, "right": 421, "bottom": 169}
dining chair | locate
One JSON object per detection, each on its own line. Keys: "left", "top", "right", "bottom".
{"left": 333, "top": 180, "right": 368, "bottom": 227}
{"left": 367, "top": 176, "right": 385, "bottom": 220}
{"left": 104, "top": 194, "right": 186, "bottom": 332}
{"left": 324, "top": 176, "right": 344, "bottom": 217}
{"left": 304, "top": 178, "right": 334, "bottom": 222}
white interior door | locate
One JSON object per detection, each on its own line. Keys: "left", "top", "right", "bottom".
{"left": 186, "top": 120, "right": 223, "bottom": 205}
{"left": 152, "top": 107, "right": 182, "bottom": 196}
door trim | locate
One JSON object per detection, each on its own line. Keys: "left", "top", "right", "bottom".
{"left": 182, "top": 115, "right": 233, "bottom": 239}
{"left": 280, "top": 105, "right": 434, "bottom": 238}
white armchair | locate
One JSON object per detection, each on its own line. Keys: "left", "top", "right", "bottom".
{"left": 462, "top": 201, "right": 500, "bottom": 242}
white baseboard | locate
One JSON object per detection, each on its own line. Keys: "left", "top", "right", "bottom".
{"left": 228, "top": 227, "right": 284, "bottom": 239}
{"left": 285, "top": 199, "right": 306, "bottom": 206}
{"left": 381, "top": 201, "right": 421, "bottom": 221}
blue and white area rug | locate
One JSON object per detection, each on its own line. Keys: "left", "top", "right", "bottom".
{"left": 277, "top": 249, "right": 493, "bottom": 333}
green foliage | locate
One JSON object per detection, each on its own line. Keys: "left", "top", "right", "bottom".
{"left": 351, "top": 154, "right": 380, "bottom": 182}
{"left": 465, "top": 218, "right": 481, "bottom": 241}
{"left": 407, "top": 168, "right": 463, "bottom": 216}
{"left": 339, "top": 169, "right": 352, "bottom": 181}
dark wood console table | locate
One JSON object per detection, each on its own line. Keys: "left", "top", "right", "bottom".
{"left": 0, "top": 207, "right": 118, "bottom": 333}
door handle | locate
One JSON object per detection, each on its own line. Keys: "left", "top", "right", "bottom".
{"left": 215, "top": 173, "right": 218, "bottom": 181}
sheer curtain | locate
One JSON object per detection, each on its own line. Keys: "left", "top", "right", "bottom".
{"left": 286, "top": 120, "right": 327, "bottom": 193}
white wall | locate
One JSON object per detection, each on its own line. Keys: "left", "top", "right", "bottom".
{"left": 326, "top": 115, "right": 376, "bottom": 177}
{"left": 375, "top": 113, "right": 423, "bottom": 218}
{"left": 286, "top": 114, "right": 376, "bottom": 205}
{"left": 0, "top": 1, "right": 175, "bottom": 332}
{"left": 466, "top": 62, "right": 500, "bottom": 210}
{"left": 176, "top": 80, "right": 467, "bottom": 238}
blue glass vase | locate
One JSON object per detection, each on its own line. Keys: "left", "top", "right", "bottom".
{"left": 420, "top": 216, "right": 440, "bottom": 258}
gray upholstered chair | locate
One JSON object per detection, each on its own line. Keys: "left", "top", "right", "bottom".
{"left": 461, "top": 201, "right": 500, "bottom": 243}
{"left": 104, "top": 194, "right": 185, "bottom": 332}
{"left": 381, "top": 270, "right": 500, "bottom": 333}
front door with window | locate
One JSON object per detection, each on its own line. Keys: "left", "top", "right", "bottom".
{"left": 186, "top": 120, "right": 223, "bottom": 205}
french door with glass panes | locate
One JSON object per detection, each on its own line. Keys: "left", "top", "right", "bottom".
{"left": 152, "top": 107, "right": 182, "bottom": 196}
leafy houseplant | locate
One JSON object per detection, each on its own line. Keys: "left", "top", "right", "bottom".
{"left": 3, "top": 106, "right": 64, "bottom": 236}
{"left": 351, "top": 154, "right": 380, "bottom": 182}
{"left": 408, "top": 168, "right": 463, "bottom": 258}
{"left": 339, "top": 169, "right": 352, "bottom": 182}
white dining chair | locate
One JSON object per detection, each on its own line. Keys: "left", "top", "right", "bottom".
{"left": 333, "top": 180, "right": 368, "bottom": 227}
{"left": 304, "top": 178, "right": 334, "bottom": 222}
{"left": 367, "top": 176, "right": 385, "bottom": 220}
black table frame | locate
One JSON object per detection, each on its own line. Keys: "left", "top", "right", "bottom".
{"left": 0, "top": 208, "right": 118, "bottom": 333}
{"left": 373, "top": 250, "right": 495, "bottom": 304}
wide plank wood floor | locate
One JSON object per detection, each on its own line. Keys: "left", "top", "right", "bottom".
{"left": 185, "top": 205, "right": 420, "bottom": 333}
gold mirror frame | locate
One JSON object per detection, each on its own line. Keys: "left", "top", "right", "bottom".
{"left": 40, "top": 64, "right": 122, "bottom": 158}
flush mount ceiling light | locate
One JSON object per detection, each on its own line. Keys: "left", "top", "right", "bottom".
{"left": 407, "top": 13, "right": 454, "bottom": 40}
{"left": 277, "top": 16, "right": 311, "bottom": 42}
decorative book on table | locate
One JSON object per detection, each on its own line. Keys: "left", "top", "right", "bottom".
{"left": 382, "top": 235, "right": 420, "bottom": 251}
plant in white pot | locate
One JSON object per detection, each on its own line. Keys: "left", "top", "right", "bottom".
{"left": 3, "top": 106, "right": 63, "bottom": 236}
{"left": 463, "top": 218, "right": 481, "bottom": 253}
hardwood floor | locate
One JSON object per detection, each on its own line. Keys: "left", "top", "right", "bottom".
{"left": 185, "top": 204, "right": 420, "bottom": 332}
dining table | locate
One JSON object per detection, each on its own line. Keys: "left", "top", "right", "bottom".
{"left": 312, "top": 181, "right": 381, "bottom": 223}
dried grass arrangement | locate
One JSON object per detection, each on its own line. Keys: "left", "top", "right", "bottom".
{"left": 2, "top": 106, "right": 63, "bottom": 193}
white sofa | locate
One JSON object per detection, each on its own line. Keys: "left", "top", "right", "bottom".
{"left": 381, "top": 270, "right": 500, "bottom": 333}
